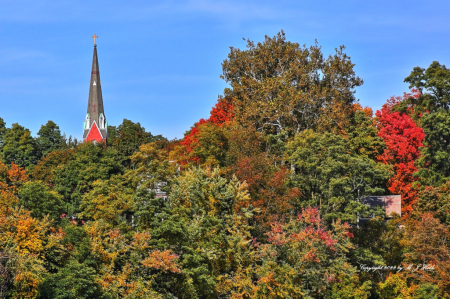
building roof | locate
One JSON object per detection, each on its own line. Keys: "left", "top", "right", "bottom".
{"left": 85, "top": 121, "right": 103, "bottom": 142}
{"left": 362, "top": 195, "right": 401, "bottom": 217}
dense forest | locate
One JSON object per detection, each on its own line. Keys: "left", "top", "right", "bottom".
{"left": 1, "top": 31, "right": 449, "bottom": 298}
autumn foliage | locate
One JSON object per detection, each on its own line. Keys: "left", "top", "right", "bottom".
{"left": 1, "top": 33, "right": 450, "bottom": 298}
{"left": 177, "top": 97, "right": 234, "bottom": 165}
{"left": 376, "top": 91, "right": 425, "bottom": 215}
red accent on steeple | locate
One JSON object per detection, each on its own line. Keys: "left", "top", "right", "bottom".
{"left": 86, "top": 122, "right": 104, "bottom": 142}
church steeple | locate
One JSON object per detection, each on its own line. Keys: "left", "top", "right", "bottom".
{"left": 83, "top": 35, "right": 108, "bottom": 142}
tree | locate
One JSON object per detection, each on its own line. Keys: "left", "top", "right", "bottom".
{"left": 108, "top": 119, "right": 165, "bottom": 165}
{"left": 188, "top": 122, "right": 229, "bottom": 167}
{"left": 377, "top": 273, "right": 435, "bottom": 299}
{"left": 231, "top": 153, "right": 299, "bottom": 237}
{"left": 376, "top": 97, "right": 425, "bottom": 215}
{"left": 224, "top": 122, "right": 268, "bottom": 168}
{"left": 221, "top": 30, "right": 363, "bottom": 139}
{"left": 81, "top": 220, "right": 181, "bottom": 298}
{"left": 0, "top": 117, "right": 6, "bottom": 149}
{"left": 1, "top": 123, "right": 40, "bottom": 170}
{"left": 0, "top": 205, "right": 49, "bottom": 299}
{"left": 348, "top": 216, "right": 405, "bottom": 297}
{"left": 404, "top": 61, "right": 450, "bottom": 112}
{"left": 106, "top": 125, "right": 119, "bottom": 145}
{"left": 173, "top": 98, "right": 234, "bottom": 168}
{"left": 401, "top": 213, "right": 450, "bottom": 297}
{"left": 345, "top": 104, "right": 386, "bottom": 161}
{"left": 222, "top": 207, "right": 357, "bottom": 298}
{"left": 38, "top": 258, "right": 107, "bottom": 299}
{"left": 32, "top": 142, "right": 124, "bottom": 216}
{"left": 415, "top": 110, "right": 450, "bottom": 186}
{"left": 32, "top": 150, "right": 74, "bottom": 187}
{"left": 397, "top": 62, "right": 450, "bottom": 187}
{"left": 286, "top": 130, "right": 391, "bottom": 224}
{"left": 130, "top": 142, "right": 177, "bottom": 190}
{"left": 18, "top": 181, "right": 64, "bottom": 220}
{"left": 414, "top": 183, "right": 450, "bottom": 226}
{"left": 208, "top": 96, "right": 234, "bottom": 126}
{"left": 177, "top": 118, "right": 209, "bottom": 166}
{"left": 60, "top": 134, "right": 79, "bottom": 150}
{"left": 79, "top": 174, "right": 136, "bottom": 224}
{"left": 135, "top": 167, "right": 255, "bottom": 298}
{"left": 0, "top": 161, "right": 29, "bottom": 194}
{"left": 36, "top": 121, "right": 64, "bottom": 158}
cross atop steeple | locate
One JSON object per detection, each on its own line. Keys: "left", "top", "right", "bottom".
{"left": 92, "top": 34, "right": 98, "bottom": 45}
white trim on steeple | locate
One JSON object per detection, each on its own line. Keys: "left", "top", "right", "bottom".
{"left": 99, "top": 113, "right": 105, "bottom": 129}
{"left": 85, "top": 113, "right": 90, "bottom": 129}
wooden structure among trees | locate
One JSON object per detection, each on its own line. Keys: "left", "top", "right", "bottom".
{"left": 358, "top": 195, "right": 401, "bottom": 226}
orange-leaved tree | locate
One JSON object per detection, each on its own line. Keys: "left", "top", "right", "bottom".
{"left": 174, "top": 97, "right": 234, "bottom": 166}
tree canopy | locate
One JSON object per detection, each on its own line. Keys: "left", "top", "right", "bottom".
{"left": 1, "top": 31, "right": 450, "bottom": 298}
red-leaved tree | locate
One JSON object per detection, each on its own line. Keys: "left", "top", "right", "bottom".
{"left": 376, "top": 91, "right": 425, "bottom": 215}
{"left": 178, "top": 98, "right": 234, "bottom": 164}
{"left": 208, "top": 97, "right": 234, "bottom": 126}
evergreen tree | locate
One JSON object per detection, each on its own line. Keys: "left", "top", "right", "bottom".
{"left": 61, "top": 134, "right": 79, "bottom": 150}
{"left": 36, "top": 121, "right": 64, "bottom": 158}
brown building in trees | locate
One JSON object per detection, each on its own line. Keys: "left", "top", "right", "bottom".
{"left": 358, "top": 195, "right": 402, "bottom": 226}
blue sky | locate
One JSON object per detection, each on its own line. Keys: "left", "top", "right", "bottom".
{"left": 1, "top": 0, "right": 450, "bottom": 140}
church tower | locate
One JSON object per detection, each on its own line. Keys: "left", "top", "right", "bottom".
{"left": 83, "top": 34, "right": 108, "bottom": 143}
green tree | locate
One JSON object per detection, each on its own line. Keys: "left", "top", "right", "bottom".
{"left": 18, "top": 181, "right": 64, "bottom": 220}
{"left": 396, "top": 62, "right": 450, "bottom": 186}
{"left": 286, "top": 130, "right": 392, "bottom": 224}
{"left": 133, "top": 167, "right": 254, "bottom": 298}
{"left": 60, "top": 134, "right": 78, "bottom": 150}
{"left": 414, "top": 110, "right": 450, "bottom": 186}
{"left": 36, "top": 121, "right": 64, "bottom": 157}
{"left": 221, "top": 30, "right": 363, "bottom": 140}
{"left": 1, "top": 123, "right": 40, "bottom": 170}
{"left": 106, "top": 125, "right": 118, "bottom": 145}
{"left": 404, "top": 61, "right": 450, "bottom": 112}
{"left": 346, "top": 106, "right": 385, "bottom": 160}
{"left": 33, "top": 142, "right": 124, "bottom": 216}
{"left": 79, "top": 173, "right": 137, "bottom": 224}
{"left": 0, "top": 117, "right": 6, "bottom": 149}
{"left": 38, "top": 258, "right": 106, "bottom": 299}
{"left": 349, "top": 216, "right": 405, "bottom": 298}
{"left": 190, "top": 122, "right": 229, "bottom": 167}
{"left": 108, "top": 119, "right": 165, "bottom": 166}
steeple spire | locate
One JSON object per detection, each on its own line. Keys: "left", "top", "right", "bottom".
{"left": 83, "top": 36, "right": 108, "bottom": 142}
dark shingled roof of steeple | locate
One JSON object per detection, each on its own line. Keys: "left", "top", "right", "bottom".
{"left": 83, "top": 44, "right": 107, "bottom": 140}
